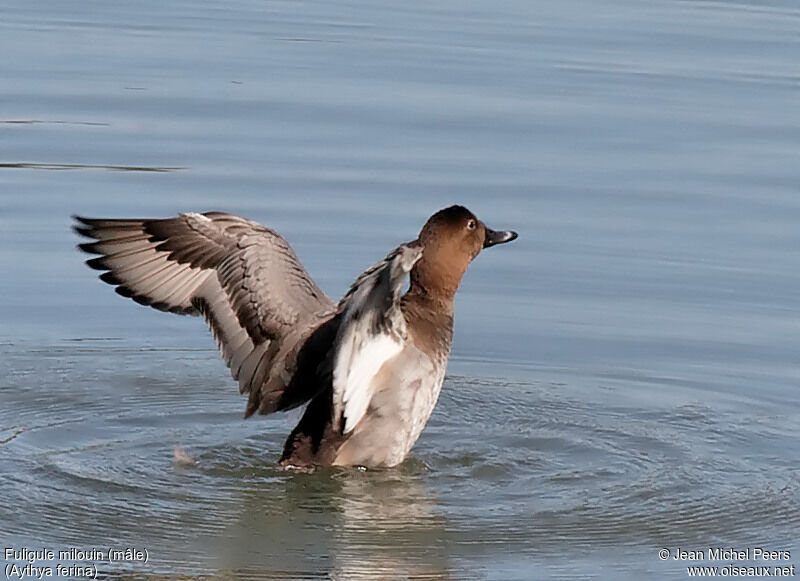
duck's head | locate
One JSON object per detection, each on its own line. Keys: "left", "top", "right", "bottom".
{"left": 410, "top": 205, "right": 517, "bottom": 299}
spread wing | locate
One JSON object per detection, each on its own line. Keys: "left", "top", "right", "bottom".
{"left": 73, "top": 212, "right": 336, "bottom": 416}
{"left": 332, "top": 242, "right": 423, "bottom": 434}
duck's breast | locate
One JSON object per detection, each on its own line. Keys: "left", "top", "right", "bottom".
{"left": 332, "top": 343, "right": 445, "bottom": 467}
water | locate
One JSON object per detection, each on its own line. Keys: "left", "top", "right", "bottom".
{"left": 2, "top": 0, "right": 799, "bottom": 579}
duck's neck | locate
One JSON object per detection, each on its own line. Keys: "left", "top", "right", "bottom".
{"left": 407, "top": 275, "right": 455, "bottom": 307}
{"left": 406, "top": 257, "right": 462, "bottom": 307}
{"left": 400, "top": 287, "right": 455, "bottom": 363}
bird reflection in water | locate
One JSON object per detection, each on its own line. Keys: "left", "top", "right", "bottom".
{"left": 213, "top": 465, "right": 454, "bottom": 580}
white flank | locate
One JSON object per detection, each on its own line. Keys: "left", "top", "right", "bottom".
{"left": 332, "top": 243, "right": 420, "bottom": 434}
{"left": 334, "top": 329, "right": 402, "bottom": 434}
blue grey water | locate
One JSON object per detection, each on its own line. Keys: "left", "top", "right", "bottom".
{"left": 1, "top": 0, "right": 799, "bottom": 579}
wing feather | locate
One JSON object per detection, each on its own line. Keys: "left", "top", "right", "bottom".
{"left": 74, "top": 212, "right": 336, "bottom": 414}
{"left": 331, "top": 243, "right": 423, "bottom": 434}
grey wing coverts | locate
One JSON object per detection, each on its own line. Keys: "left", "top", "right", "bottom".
{"left": 73, "top": 212, "right": 336, "bottom": 416}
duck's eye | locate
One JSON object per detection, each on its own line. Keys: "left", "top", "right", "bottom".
{"left": 467, "top": 219, "right": 476, "bottom": 230}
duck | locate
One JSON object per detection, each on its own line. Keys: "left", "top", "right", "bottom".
{"left": 73, "top": 205, "right": 517, "bottom": 468}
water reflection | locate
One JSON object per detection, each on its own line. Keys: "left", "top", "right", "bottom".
{"left": 205, "top": 465, "right": 452, "bottom": 580}
{"left": 330, "top": 469, "right": 450, "bottom": 580}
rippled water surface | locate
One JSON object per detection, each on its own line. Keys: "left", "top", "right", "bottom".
{"left": 2, "top": 0, "right": 799, "bottom": 579}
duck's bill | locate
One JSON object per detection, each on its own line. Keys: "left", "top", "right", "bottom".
{"left": 483, "top": 228, "right": 518, "bottom": 248}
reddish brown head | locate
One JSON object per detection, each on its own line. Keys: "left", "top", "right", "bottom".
{"left": 408, "top": 205, "right": 517, "bottom": 301}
